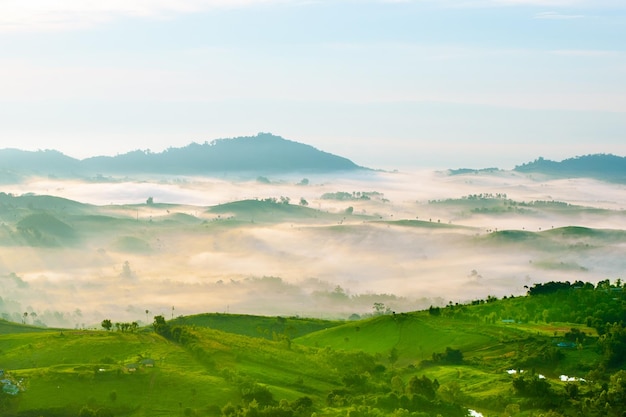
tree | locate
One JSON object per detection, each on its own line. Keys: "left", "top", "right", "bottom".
{"left": 391, "top": 375, "right": 405, "bottom": 394}
{"left": 299, "top": 197, "right": 309, "bottom": 206}
{"left": 512, "top": 374, "right": 551, "bottom": 397}
{"left": 432, "top": 347, "right": 463, "bottom": 364}
{"left": 373, "top": 302, "right": 386, "bottom": 315}
{"left": 408, "top": 375, "right": 438, "bottom": 400}
{"left": 428, "top": 305, "right": 441, "bottom": 316}
{"left": 153, "top": 315, "right": 170, "bottom": 337}
{"left": 121, "top": 261, "right": 133, "bottom": 279}
{"left": 146, "top": 196, "right": 154, "bottom": 205}
{"left": 388, "top": 347, "right": 399, "bottom": 367}
{"left": 79, "top": 406, "right": 96, "bottom": 417}
{"left": 101, "top": 319, "right": 112, "bottom": 331}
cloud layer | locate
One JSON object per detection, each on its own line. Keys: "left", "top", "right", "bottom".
{"left": 2, "top": 170, "right": 626, "bottom": 327}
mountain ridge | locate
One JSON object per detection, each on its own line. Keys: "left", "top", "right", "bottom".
{"left": 0, "top": 133, "right": 366, "bottom": 178}
{"left": 513, "top": 153, "right": 626, "bottom": 181}
{"left": 449, "top": 153, "right": 626, "bottom": 183}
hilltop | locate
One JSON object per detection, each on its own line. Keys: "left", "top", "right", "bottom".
{"left": 514, "top": 154, "right": 626, "bottom": 182}
{"left": 0, "top": 133, "right": 366, "bottom": 179}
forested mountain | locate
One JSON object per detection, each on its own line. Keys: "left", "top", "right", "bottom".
{"left": 0, "top": 149, "right": 82, "bottom": 182}
{"left": 514, "top": 154, "right": 626, "bottom": 182}
{"left": 0, "top": 133, "right": 365, "bottom": 178}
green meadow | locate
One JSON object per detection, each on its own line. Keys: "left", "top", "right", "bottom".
{"left": 2, "top": 280, "right": 625, "bottom": 417}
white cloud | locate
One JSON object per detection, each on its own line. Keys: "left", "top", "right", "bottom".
{"left": 534, "top": 11, "right": 585, "bottom": 19}
{"left": 0, "top": 0, "right": 287, "bottom": 32}
{"left": 550, "top": 49, "right": 621, "bottom": 57}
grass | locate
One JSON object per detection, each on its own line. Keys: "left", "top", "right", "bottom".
{"left": 1, "top": 329, "right": 239, "bottom": 416}
{"left": 0, "top": 299, "right": 610, "bottom": 417}
{"left": 0, "top": 319, "right": 53, "bottom": 335}
{"left": 296, "top": 312, "right": 527, "bottom": 365}
{"left": 170, "top": 313, "right": 341, "bottom": 340}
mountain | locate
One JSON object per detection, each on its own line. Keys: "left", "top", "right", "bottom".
{"left": 0, "top": 134, "right": 365, "bottom": 178}
{"left": 514, "top": 154, "right": 626, "bottom": 182}
{"left": 0, "top": 148, "right": 82, "bottom": 182}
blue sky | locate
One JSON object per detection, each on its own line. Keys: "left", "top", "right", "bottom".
{"left": 0, "top": 0, "right": 625, "bottom": 169}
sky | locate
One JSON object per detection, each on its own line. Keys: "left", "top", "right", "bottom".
{"left": 0, "top": 0, "right": 625, "bottom": 170}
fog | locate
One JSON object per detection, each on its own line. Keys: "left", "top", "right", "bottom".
{"left": 1, "top": 170, "right": 625, "bottom": 328}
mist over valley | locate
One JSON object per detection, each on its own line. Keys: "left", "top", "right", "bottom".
{"left": 1, "top": 142, "right": 625, "bottom": 328}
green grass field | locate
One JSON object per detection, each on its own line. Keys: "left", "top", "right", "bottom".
{"left": 2, "top": 290, "right": 614, "bottom": 417}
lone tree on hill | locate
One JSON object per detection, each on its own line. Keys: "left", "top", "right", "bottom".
{"left": 153, "top": 315, "right": 170, "bottom": 337}
{"left": 101, "top": 319, "right": 112, "bottom": 331}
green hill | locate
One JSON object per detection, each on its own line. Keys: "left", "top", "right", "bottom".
{"left": 541, "top": 225, "right": 626, "bottom": 242}
{"left": 0, "top": 318, "right": 52, "bottom": 335}
{"left": 170, "top": 313, "right": 340, "bottom": 340}
{"left": 15, "top": 213, "right": 77, "bottom": 247}
{"left": 207, "top": 199, "right": 353, "bottom": 223}
{"left": 0, "top": 193, "right": 91, "bottom": 214}
{"left": 1, "top": 282, "right": 625, "bottom": 417}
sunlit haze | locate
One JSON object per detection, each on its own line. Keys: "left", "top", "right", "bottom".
{"left": 2, "top": 171, "right": 626, "bottom": 327}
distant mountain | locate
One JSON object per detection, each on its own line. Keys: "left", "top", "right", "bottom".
{"left": 0, "top": 133, "right": 365, "bottom": 178}
{"left": 447, "top": 167, "right": 502, "bottom": 176}
{"left": 514, "top": 154, "right": 626, "bottom": 182}
{"left": 0, "top": 149, "right": 82, "bottom": 182}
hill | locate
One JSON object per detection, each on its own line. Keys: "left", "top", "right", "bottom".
{"left": 514, "top": 154, "right": 626, "bottom": 182}
{"left": 2, "top": 281, "right": 626, "bottom": 417}
{"left": 169, "top": 313, "right": 340, "bottom": 341}
{"left": 0, "top": 318, "right": 53, "bottom": 335}
{"left": 206, "top": 198, "right": 359, "bottom": 224}
{"left": 0, "top": 149, "right": 81, "bottom": 180}
{"left": 0, "top": 134, "right": 365, "bottom": 178}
